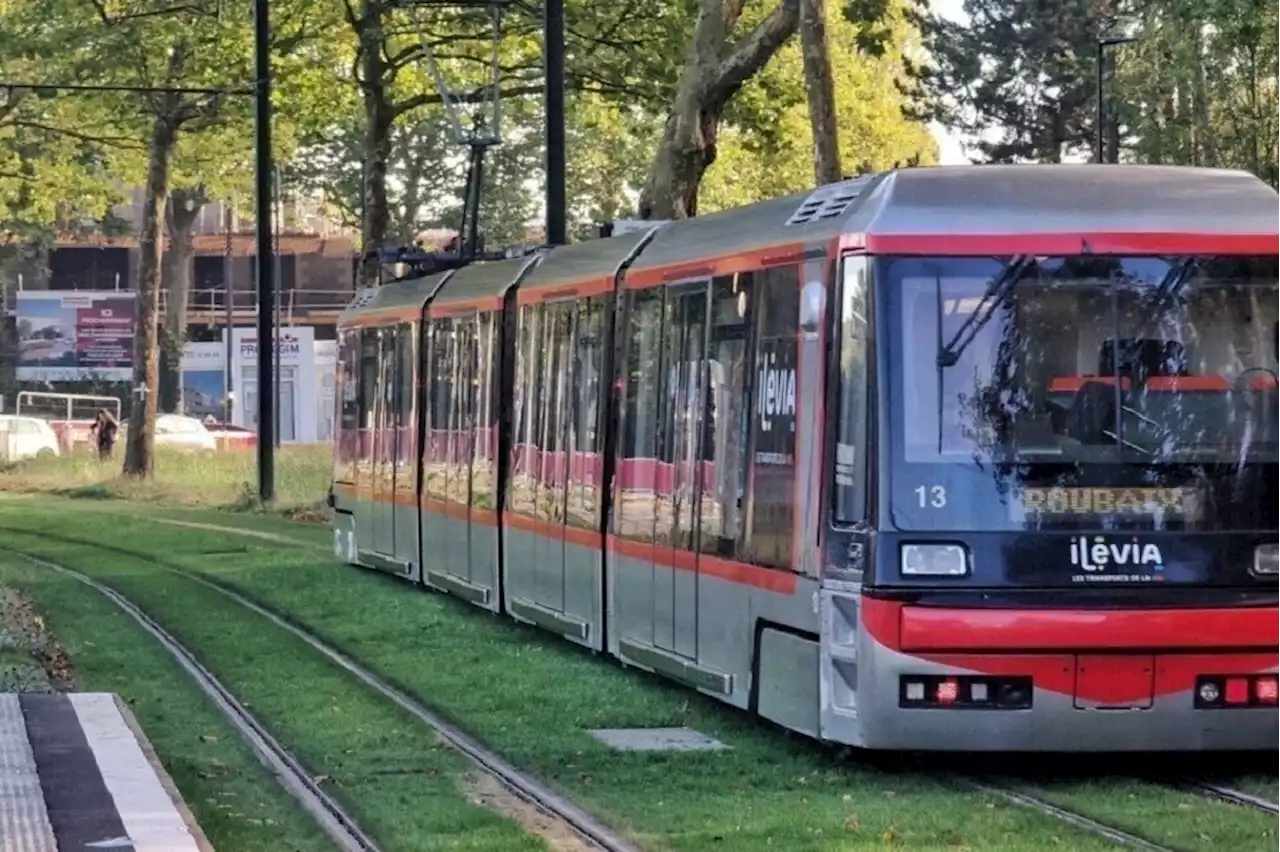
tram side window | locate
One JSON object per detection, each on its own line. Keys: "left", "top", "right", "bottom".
{"left": 471, "top": 312, "right": 498, "bottom": 511}
{"left": 741, "top": 266, "right": 800, "bottom": 570}
{"left": 566, "top": 296, "right": 607, "bottom": 531}
{"left": 445, "top": 318, "right": 475, "bottom": 507}
{"left": 655, "top": 285, "right": 709, "bottom": 551}
{"left": 536, "top": 302, "right": 573, "bottom": 525}
{"left": 336, "top": 330, "right": 360, "bottom": 482}
{"left": 508, "top": 304, "right": 543, "bottom": 517}
{"left": 424, "top": 319, "right": 453, "bottom": 501}
{"left": 358, "top": 328, "right": 380, "bottom": 475}
{"left": 834, "top": 257, "right": 870, "bottom": 524}
{"left": 614, "top": 288, "right": 665, "bottom": 542}
{"left": 698, "top": 274, "right": 752, "bottom": 556}
{"left": 395, "top": 322, "right": 415, "bottom": 494}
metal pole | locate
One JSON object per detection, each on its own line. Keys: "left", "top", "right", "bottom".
{"left": 1096, "top": 36, "right": 1136, "bottom": 165}
{"left": 254, "top": 0, "right": 275, "bottom": 500}
{"left": 223, "top": 199, "right": 234, "bottom": 426}
{"left": 1095, "top": 39, "right": 1104, "bottom": 165}
{"left": 544, "top": 0, "right": 566, "bottom": 245}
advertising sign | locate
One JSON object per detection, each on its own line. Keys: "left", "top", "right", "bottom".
{"left": 15, "top": 291, "right": 135, "bottom": 382}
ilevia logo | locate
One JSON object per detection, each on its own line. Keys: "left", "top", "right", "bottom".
{"left": 1069, "top": 536, "right": 1164, "bottom": 572}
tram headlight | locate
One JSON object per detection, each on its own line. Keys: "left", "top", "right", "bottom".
{"left": 900, "top": 543, "right": 970, "bottom": 577}
{"left": 1251, "top": 543, "right": 1278, "bottom": 577}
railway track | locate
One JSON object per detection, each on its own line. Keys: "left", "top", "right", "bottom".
{"left": 959, "top": 777, "right": 1179, "bottom": 851}
{"left": 0, "top": 547, "right": 381, "bottom": 852}
{"left": 4, "top": 523, "right": 1274, "bottom": 852}
{"left": 1180, "top": 780, "right": 1279, "bottom": 815}
{"left": 0, "top": 531, "right": 637, "bottom": 852}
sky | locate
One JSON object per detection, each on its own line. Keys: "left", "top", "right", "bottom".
{"left": 928, "top": 0, "right": 969, "bottom": 165}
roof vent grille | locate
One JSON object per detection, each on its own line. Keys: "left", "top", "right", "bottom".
{"left": 785, "top": 175, "right": 873, "bottom": 226}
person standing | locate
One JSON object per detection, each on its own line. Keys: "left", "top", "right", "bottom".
{"left": 89, "top": 409, "right": 119, "bottom": 460}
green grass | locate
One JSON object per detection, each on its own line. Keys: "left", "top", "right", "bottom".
{"left": 0, "top": 506, "right": 1147, "bottom": 852}
{"left": 0, "top": 443, "right": 332, "bottom": 518}
{"left": 1020, "top": 779, "right": 1277, "bottom": 851}
{"left": 3, "top": 529, "right": 550, "bottom": 852}
{"left": 0, "top": 554, "right": 337, "bottom": 852}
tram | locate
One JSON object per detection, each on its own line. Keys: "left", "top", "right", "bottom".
{"left": 331, "top": 164, "right": 1279, "bottom": 751}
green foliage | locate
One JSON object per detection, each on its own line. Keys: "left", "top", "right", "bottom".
{"left": 2, "top": 0, "right": 941, "bottom": 253}
{"left": 701, "top": 0, "right": 938, "bottom": 211}
{"left": 1115, "top": 0, "right": 1278, "bottom": 184}
{"left": 906, "top": 0, "right": 1106, "bottom": 162}
{"left": 908, "top": 0, "right": 1278, "bottom": 181}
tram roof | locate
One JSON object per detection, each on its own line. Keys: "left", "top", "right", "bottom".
{"left": 516, "top": 225, "right": 661, "bottom": 304}
{"left": 337, "top": 271, "right": 450, "bottom": 328}
{"left": 428, "top": 253, "right": 542, "bottom": 315}
{"left": 848, "top": 164, "right": 1279, "bottom": 252}
{"left": 625, "top": 165, "right": 1277, "bottom": 282}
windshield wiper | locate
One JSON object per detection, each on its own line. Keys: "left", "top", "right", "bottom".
{"left": 937, "top": 254, "right": 1035, "bottom": 367}
{"left": 1137, "top": 257, "right": 1196, "bottom": 328}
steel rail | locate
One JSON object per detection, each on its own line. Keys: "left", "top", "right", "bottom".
{"left": 961, "top": 776, "right": 1178, "bottom": 852}
{"left": 1180, "top": 781, "right": 1279, "bottom": 815}
{"left": 0, "top": 547, "right": 381, "bottom": 852}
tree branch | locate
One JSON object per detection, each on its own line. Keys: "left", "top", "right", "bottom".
{"left": 87, "top": 0, "right": 214, "bottom": 25}
{"left": 6, "top": 119, "right": 147, "bottom": 149}
{"left": 708, "top": 0, "right": 799, "bottom": 107}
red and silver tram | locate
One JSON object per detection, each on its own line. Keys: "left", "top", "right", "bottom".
{"left": 331, "top": 164, "right": 1279, "bottom": 751}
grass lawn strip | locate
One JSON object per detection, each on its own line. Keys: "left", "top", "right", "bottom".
{"left": 5, "top": 510, "right": 1141, "bottom": 852}
{"left": 7, "top": 494, "right": 334, "bottom": 546}
{"left": 5, "top": 531, "right": 549, "bottom": 852}
{"left": 0, "top": 444, "right": 332, "bottom": 515}
{"left": 0, "top": 555, "right": 337, "bottom": 852}
{"left": 1018, "top": 780, "right": 1277, "bottom": 851}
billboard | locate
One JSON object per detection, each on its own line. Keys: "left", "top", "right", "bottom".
{"left": 15, "top": 291, "right": 135, "bottom": 382}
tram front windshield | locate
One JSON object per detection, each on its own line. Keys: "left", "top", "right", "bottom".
{"left": 878, "top": 255, "right": 1279, "bottom": 532}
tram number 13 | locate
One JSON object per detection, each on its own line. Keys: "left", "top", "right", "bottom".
{"left": 915, "top": 485, "right": 947, "bottom": 508}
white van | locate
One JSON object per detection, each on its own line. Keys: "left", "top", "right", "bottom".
{"left": 0, "top": 415, "right": 61, "bottom": 461}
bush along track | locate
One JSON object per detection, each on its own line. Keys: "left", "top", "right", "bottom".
{"left": 0, "top": 554, "right": 338, "bottom": 852}
{"left": 7, "top": 512, "right": 1276, "bottom": 852}
{"left": 0, "top": 533, "right": 562, "bottom": 852}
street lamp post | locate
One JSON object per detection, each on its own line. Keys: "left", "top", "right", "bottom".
{"left": 1096, "top": 35, "right": 1137, "bottom": 164}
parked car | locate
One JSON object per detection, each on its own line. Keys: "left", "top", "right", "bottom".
{"left": 0, "top": 415, "right": 61, "bottom": 461}
{"left": 154, "top": 414, "right": 218, "bottom": 452}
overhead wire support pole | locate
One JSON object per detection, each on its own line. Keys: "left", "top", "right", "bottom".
{"left": 254, "top": 0, "right": 275, "bottom": 501}
{"left": 544, "top": 0, "right": 566, "bottom": 245}
{"left": 1095, "top": 35, "right": 1136, "bottom": 164}
{"left": 407, "top": 0, "right": 505, "bottom": 261}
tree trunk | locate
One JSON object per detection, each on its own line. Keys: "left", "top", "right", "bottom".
{"left": 356, "top": 3, "right": 393, "bottom": 289}
{"left": 799, "top": 0, "right": 841, "bottom": 185}
{"left": 123, "top": 118, "right": 177, "bottom": 478}
{"left": 360, "top": 102, "right": 393, "bottom": 287}
{"left": 160, "top": 186, "right": 204, "bottom": 413}
{"left": 638, "top": 0, "right": 800, "bottom": 219}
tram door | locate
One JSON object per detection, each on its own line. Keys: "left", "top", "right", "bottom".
{"left": 654, "top": 285, "right": 707, "bottom": 660}
{"left": 370, "top": 327, "right": 397, "bottom": 556}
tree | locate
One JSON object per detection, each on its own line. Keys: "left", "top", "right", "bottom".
{"left": 637, "top": 0, "right": 801, "bottom": 219}
{"left": 638, "top": 0, "right": 911, "bottom": 218}
{"left": 698, "top": 0, "right": 937, "bottom": 211}
{"left": 799, "top": 0, "right": 841, "bottom": 184}
{"left": 906, "top": 0, "right": 1112, "bottom": 163}
{"left": 3, "top": 0, "right": 337, "bottom": 478}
